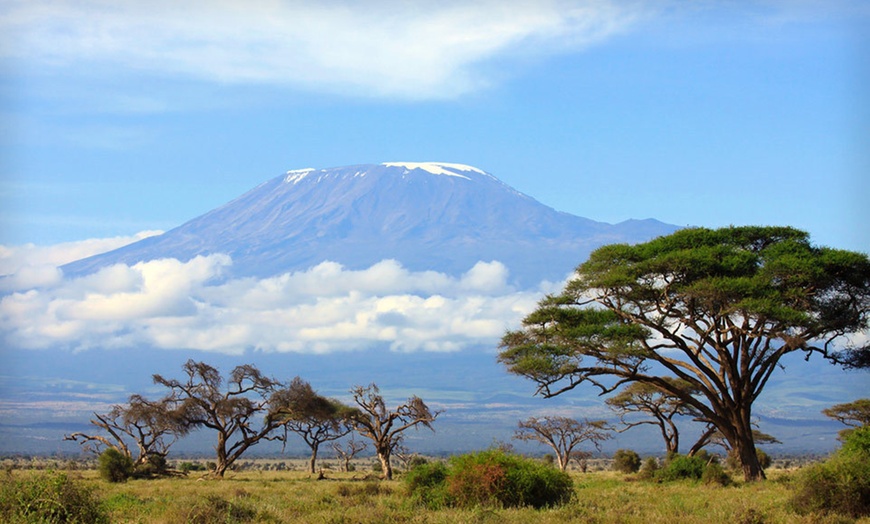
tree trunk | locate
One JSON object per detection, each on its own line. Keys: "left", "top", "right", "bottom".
{"left": 378, "top": 451, "right": 393, "bottom": 480}
{"left": 308, "top": 445, "right": 319, "bottom": 475}
{"left": 730, "top": 409, "right": 765, "bottom": 482}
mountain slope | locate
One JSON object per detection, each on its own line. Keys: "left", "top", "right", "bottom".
{"left": 62, "top": 162, "right": 677, "bottom": 286}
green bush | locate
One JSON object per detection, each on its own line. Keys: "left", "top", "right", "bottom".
{"left": 0, "top": 470, "right": 109, "bottom": 523}
{"left": 133, "top": 453, "right": 167, "bottom": 478}
{"left": 404, "top": 449, "right": 573, "bottom": 509}
{"left": 790, "top": 427, "right": 870, "bottom": 518}
{"left": 638, "top": 456, "right": 660, "bottom": 479}
{"left": 98, "top": 448, "right": 134, "bottom": 483}
{"left": 612, "top": 449, "right": 641, "bottom": 473}
{"left": 655, "top": 454, "right": 706, "bottom": 482}
{"left": 701, "top": 462, "right": 731, "bottom": 486}
{"left": 404, "top": 462, "right": 449, "bottom": 509}
{"left": 725, "top": 448, "right": 769, "bottom": 472}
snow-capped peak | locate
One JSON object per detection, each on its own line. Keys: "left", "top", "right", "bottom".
{"left": 284, "top": 168, "right": 317, "bottom": 184}
{"left": 382, "top": 162, "right": 486, "bottom": 179}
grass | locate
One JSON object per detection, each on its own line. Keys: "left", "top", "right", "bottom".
{"left": 3, "top": 466, "right": 868, "bottom": 523}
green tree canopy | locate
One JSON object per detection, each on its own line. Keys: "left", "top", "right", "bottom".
{"left": 823, "top": 398, "right": 870, "bottom": 440}
{"left": 499, "top": 226, "right": 870, "bottom": 481}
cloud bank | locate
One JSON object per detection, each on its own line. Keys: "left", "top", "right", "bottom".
{"left": 0, "top": 235, "right": 552, "bottom": 354}
{"left": 2, "top": 0, "right": 641, "bottom": 99}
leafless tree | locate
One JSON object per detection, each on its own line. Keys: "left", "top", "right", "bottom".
{"left": 152, "top": 360, "right": 286, "bottom": 478}
{"left": 331, "top": 437, "right": 367, "bottom": 473}
{"left": 64, "top": 393, "right": 190, "bottom": 469}
{"left": 513, "top": 416, "right": 611, "bottom": 472}
{"left": 348, "top": 383, "right": 440, "bottom": 480}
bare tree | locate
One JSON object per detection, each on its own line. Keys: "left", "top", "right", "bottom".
{"left": 348, "top": 383, "right": 440, "bottom": 480}
{"left": 331, "top": 437, "right": 367, "bottom": 473}
{"left": 270, "top": 377, "right": 356, "bottom": 474}
{"left": 513, "top": 416, "right": 611, "bottom": 472}
{"left": 152, "top": 360, "right": 286, "bottom": 478}
{"left": 64, "top": 393, "right": 189, "bottom": 470}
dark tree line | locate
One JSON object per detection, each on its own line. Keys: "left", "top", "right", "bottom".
{"left": 66, "top": 360, "right": 439, "bottom": 479}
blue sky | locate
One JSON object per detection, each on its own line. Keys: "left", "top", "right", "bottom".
{"left": 1, "top": 0, "right": 867, "bottom": 251}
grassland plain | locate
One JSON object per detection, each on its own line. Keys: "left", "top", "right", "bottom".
{"left": 4, "top": 461, "right": 869, "bottom": 524}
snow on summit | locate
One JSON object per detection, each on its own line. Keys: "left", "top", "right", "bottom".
{"left": 382, "top": 162, "right": 487, "bottom": 179}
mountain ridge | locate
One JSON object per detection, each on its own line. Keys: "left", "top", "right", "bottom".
{"left": 62, "top": 162, "right": 678, "bottom": 287}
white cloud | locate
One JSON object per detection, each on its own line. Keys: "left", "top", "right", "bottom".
{"left": 0, "top": 238, "right": 546, "bottom": 354}
{"left": 1, "top": 0, "right": 642, "bottom": 99}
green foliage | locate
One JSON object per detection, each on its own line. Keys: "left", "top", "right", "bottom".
{"left": 790, "top": 427, "right": 870, "bottom": 518}
{"left": 0, "top": 470, "right": 109, "bottom": 523}
{"left": 133, "top": 453, "right": 167, "bottom": 478}
{"left": 404, "top": 449, "right": 573, "bottom": 509}
{"left": 656, "top": 454, "right": 707, "bottom": 482}
{"left": 404, "top": 462, "right": 450, "bottom": 509}
{"left": 179, "top": 461, "right": 207, "bottom": 473}
{"left": 97, "top": 448, "right": 134, "bottom": 483}
{"left": 840, "top": 425, "right": 870, "bottom": 456}
{"left": 638, "top": 456, "right": 660, "bottom": 479}
{"left": 612, "top": 449, "right": 641, "bottom": 473}
{"left": 701, "top": 462, "right": 731, "bottom": 486}
{"left": 725, "top": 448, "right": 769, "bottom": 472}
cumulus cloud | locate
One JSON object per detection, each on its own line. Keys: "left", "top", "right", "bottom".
{"left": 1, "top": 0, "right": 643, "bottom": 99}
{"left": 0, "top": 237, "right": 548, "bottom": 354}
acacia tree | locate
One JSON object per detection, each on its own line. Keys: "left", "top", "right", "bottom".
{"left": 270, "top": 377, "right": 356, "bottom": 474}
{"left": 605, "top": 379, "right": 706, "bottom": 455}
{"left": 499, "top": 226, "right": 870, "bottom": 481}
{"left": 513, "top": 416, "right": 611, "bottom": 472}
{"left": 152, "top": 360, "right": 286, "bottom": 478}
{"left": 64, "top": 393, "right": 190, "bottom": 471}
{"left": 823, "top": 398, "right": 870, "bottom": 439}
{"left": 348, "top": 383, "right": 439, "bottom": 480}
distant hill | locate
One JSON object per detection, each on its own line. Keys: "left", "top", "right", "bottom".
{"left": 62, "top": 162, "right": 678, "bottom": 287}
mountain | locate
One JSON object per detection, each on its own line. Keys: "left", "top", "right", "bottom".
{"left": 62, "top": 162, "right": 677, "bottom": 286}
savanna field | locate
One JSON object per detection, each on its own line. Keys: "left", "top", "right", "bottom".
{"left": 3, "top": 458, "right": 869, "bottom": 524}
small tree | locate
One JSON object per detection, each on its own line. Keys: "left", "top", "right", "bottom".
{"left": 348, "top": 383, "right": 440, "bottom": 480}
{"left": 823, "top": 398, "right": 870, "bottom": 440}
{"left": 97, "top": 448, "right": 134, "bottom": 482}
{"left": 612, "top": 449, "right": 641, "bottom": 473}
{"left": 152, "top": 360, "right": 287, "bottom": 478}
{"left": 65, "top": 393, "right": 190, "bottom": 472}
{"left": 513, "top": 416, "right": 611, "bottom": 472}
{"left": 331, "top": 437, "right": 367, "bottom": 472}
{"left": 270, "top": 377, "right": 356, "bottom": 474}
{"left": 606, "top": 380, "right": 705, "bottom": 455}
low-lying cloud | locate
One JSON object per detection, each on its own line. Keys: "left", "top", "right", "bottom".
{"left": 1, "top": 235, "right": 554, "bottom": 354}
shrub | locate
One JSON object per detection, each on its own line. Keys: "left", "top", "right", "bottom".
{"left": 0, "top": 470, "right": 109, "bottom": 523}
{"left": 638, "top": 456, "right": 660, "bottom": 479}
{"left": 98, "top": 448, "right": 134, "bottom": 483}
{"left": 725, "top": 448, "right": 769, "bottom": 472}
{"left": 656, "top": 454, "right": 706, "bottom": 482}
{"left": 612, "top": 449, "right": 641, "bottom": 473}
{"left": 133, "top": 453, "right": 168, "bottom": 478}
{"left": 404, "top": 462, "right": 449, "bottom": 509}
{"left": 791, "top": 427, "right": 870, "bottom": 518}
{"left": 701, "top": 462, "right": 731, "bottom": 486}
{"left": 404, "top": 449, "right": 573, "bottom": 509}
